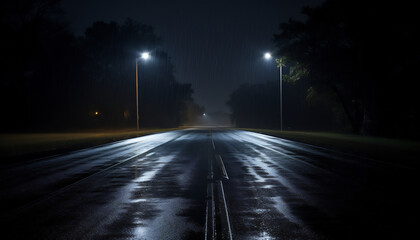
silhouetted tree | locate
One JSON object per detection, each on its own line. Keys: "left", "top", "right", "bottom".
{"left": 81, "top": 19, "right": 195, "bottom": 128}
{"left": 227, "top": 79, "right": 346, "bottom": 131}
{"left": 274, "top": 0, "right": 420, "bottom": 137}
{"left": 1, "top": 1, "right": 200, "bottom": 131}
{"left": 1, "top": 0, "right": 81, "bottom": 131}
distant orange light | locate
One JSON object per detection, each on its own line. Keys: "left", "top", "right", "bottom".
{"left": 94, "top": 111, "right": 99, "bottom": 115}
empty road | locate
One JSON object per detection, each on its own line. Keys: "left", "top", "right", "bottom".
{"left": 0, "top": 128, "right": 415, "bottom": 239}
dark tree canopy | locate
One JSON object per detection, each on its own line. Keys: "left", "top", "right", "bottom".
{"left": 227, "top": 0, "right": 419, "bottom": 138}
{"left": 80, "top": 19, "right": 194, "bottom": 129}
{"left": 0, "top": 1, "right": 200, "bottom": 132}
{"left": 227, "top": 79, "right": 346, "bottom": 131}
{"left": 272, "top": 0, "right": 420, "bottom": 137}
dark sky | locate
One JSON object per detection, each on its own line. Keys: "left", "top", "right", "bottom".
{"left": 61, "top": 0, "right": 324, "bottom": 113}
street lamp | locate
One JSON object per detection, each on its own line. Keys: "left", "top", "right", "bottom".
{"left": 136, "top": 52, "right": 151, "bottom": 130}
{"left": 264, "top": 52, "right": 284, "bottom": 131}
{"left": 141, "top": 52, "right": 150, "bottom": 60}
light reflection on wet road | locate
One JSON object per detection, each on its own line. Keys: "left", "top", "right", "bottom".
{"left": 0, "top": 128, "right": 415, "bottom": 239}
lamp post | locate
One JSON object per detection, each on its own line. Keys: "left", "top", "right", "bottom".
{"left": 264, "top": 52, "right": 284, "bottom": 131}
{"left": 136, "top": 52, "right": 150, "bottom": 130}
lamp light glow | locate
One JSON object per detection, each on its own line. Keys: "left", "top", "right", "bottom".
{"left": 141, "top": 52, "right": 150, "bottom": 60}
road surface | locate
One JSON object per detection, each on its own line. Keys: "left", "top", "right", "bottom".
{"left": 0, "top": 128, "right": 415, "bottom": 239}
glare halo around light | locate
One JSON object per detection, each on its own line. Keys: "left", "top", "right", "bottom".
{"left": 264, "top": 52, "right": 272, "bottom": 60}
{"left": 141, "top": 52, "right": 150, "bottom": 60}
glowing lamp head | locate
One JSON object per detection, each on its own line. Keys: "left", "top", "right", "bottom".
{"left": 141, "top": 52, "right": 150, "bottom": 60}
{"left": 264, "top": 52, "right": 272, "bottom": 60}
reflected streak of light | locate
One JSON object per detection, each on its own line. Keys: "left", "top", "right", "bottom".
{"left": 271, "top": 196, "right": 304, "bottom": 226}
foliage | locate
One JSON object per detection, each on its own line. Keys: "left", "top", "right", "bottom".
{"left": 274, "top": 0, "right": 420, "bottom": 137}
{"left": 80, "top": 19, "right": 193, "bottom": 128}
{"left": 227, "top": 79, "right": 344, "bottom": 131}
{"left": 283, "top": 61, "right": 309, "bottom": 83}
{"left": 0, "top": 1, "right": 199, "bottom": 131}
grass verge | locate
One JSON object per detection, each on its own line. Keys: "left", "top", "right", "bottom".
{"left": 240, "top": 128, "right": 419, "bottom": 168}
{"left": 0, "top": 128, "right": 184, "bottom": 166}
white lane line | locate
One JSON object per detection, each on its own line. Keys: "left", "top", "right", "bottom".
{"left": 212, "top": 138, "right": 216, "bottom": 150}
{"left": 216, "top": 155, "right": 229, "bottom": 179}
{"left": 219, "top": 180, "right": 233, "bottom": 240}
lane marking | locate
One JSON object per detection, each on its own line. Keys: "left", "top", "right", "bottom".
{"left": 216, "top": 155, "right": 229, "bottom": 179}
{"left": 219, "top": 180, "right": 233, "bottom": 240}
{"left": 212, "top": 138, "right": 216, "bottom": 150}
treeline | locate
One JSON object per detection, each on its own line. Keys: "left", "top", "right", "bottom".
{"left": 227, "top": 79, "right": 347, "bottom": 131}
{"left": 1, "top": 0, "right": 202, "bottom": 132}
{"left": 229, "top": 0, "right": 420, "bottom": 138}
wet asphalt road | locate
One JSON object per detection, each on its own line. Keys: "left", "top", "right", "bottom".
{"left": 0, "top": 128, "right": 416, "bottom": 239}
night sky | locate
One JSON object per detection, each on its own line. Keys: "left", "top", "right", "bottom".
{"left": 61, "top": 0, "right": 324, "bottom": 113}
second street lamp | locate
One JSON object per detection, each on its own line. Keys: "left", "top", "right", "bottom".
{"left": 135, "top": 52, "right": 151, "bottom": 130}
{"left": 264, "top": 52, "right": 284, "bottom": 131}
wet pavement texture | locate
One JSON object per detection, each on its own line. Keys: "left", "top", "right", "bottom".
{"left": 0, "top": 128, "right": 416, "bottom": 239}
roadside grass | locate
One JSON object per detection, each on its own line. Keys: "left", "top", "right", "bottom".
{"left": 0, "top": 128, "right": 185, "bottom": 165}
{"left": 240, "top": 128, "right": 420, "bottom": 168}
